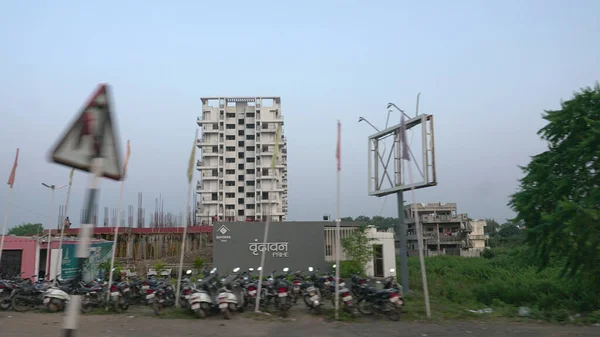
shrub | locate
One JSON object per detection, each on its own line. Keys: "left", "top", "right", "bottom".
{"left": 402, "top": 247, "right": 600, "bottom": 320}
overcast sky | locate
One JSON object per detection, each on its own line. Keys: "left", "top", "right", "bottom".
{"left": 1, "top": 0, "right": 598, "bottom": 229}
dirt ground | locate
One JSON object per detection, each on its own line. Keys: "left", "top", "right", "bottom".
{"left": 1, "top": 306, "right": 598, "bottom": 337}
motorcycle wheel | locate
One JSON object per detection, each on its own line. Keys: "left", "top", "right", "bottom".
{"left": 152, "top": 301, "right": 164, "bottom": 316}
{"left": 222, "top": 309, "right": 231, "bottom": 320}
{"left": 46, "top": 301, "right": 60, "bottom": 313}
{"left": 194, "top": 309, "right": 206, "bottom": 319}
{"left": 80, "top": 299, "right": 94, "bottom": 313}
{"left": 113, "top": 300, "right": 122, "bottom": 313}
{"left": 11, "top": 295, "right": 30, "bottom": 312}
{"left": 279, "top": 305, "right": 289, "bottom": 318}
{"left": 387, "top": 308, "right": 400, "bottom": 321}
{"left": 302, "top": 295, "right": 310, "bottom": 306}
{"left": 357, "top": 299, "right": 374, "bottom": 315}
{"left": 0, "top": 293, "right": 11, "bottom": 310}
{"left": 120, "top": 300, "right": 129, "bottom": 311}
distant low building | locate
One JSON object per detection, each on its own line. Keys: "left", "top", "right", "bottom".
{"left": 401, "top": 202, "right": 489, "bottom": 257}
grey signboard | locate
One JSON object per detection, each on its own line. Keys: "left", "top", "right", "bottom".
{"left": 212, "top": 221, "right": 328, "bottom": 273}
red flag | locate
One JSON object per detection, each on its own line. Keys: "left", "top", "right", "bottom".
{"left": 7, "top": 148, "right": 19, "bottom": 188}
{"left": 336, "top": 121, "right": 341, "bottom": 171}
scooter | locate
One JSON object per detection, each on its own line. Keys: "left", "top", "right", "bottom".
{"left": 217, "top": 267, "right": 245, "bottom": 320}
{"left": 302, "top": 267, "right": 323, "bottom": 314}
{"left": 43, "top": 287, "right": 70, "bottom": 312}
{"left": 189, "top": 268, "right": 217, "bottom": 318}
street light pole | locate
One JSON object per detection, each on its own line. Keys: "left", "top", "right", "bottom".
{"left": 42, "top": 182, "right": 66, "bottom": 284}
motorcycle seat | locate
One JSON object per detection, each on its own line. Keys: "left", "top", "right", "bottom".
{"left": 366, "top": 287, "right": 393, "bottom": 296}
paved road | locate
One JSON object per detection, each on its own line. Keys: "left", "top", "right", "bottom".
{"left": 1, "top": 309, "right": 598, "bottom": 337}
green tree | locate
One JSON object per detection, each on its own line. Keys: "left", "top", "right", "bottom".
{"left": 7, "top": 223, "right": 44, "bottom": 236}
{"left": 341, "top": 225, "right": 376, "bottom": 275}
{"left": 484, "top": 219, "right": 500, "bottom": 235}
{"left": 509, "top": 83, "right": 600, "bottom": 287}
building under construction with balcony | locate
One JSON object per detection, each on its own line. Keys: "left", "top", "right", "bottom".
{"left": 404, "top": 202, "right": 488, "bottom": 257}
{"left": 196, "top": 97, "right": 288, "bottom": 225}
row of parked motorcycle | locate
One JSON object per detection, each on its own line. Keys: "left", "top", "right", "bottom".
{"left": 0, "top": 265, "right": 404, "bottom": 321}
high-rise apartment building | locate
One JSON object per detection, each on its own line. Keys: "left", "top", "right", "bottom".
{"left": 195, "top": 97, "right": 288, "bottom": 225}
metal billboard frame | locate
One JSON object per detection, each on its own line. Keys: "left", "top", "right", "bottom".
{"left": 367, "top": 114, "right": 436, "bottom": 197}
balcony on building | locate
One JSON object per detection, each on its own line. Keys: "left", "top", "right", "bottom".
{"left": 202, "top": 148, "right": 218, "bottom": 156}
{"left": 260, "top": 124, "right": 278, "bottom": 133}
{"left": 259, "top": 147, "right": 274, "bottom": 156}
{"left": 200, "top": 195, "right": 223, "bottom": 204}
{"left": 202, "top": 172, "right": 220, "bottom": 180}
{"left": 196, "top": 160, "right": 217, "bottom": 170}
{"left": 201, "top": 125, "right": 219, "bottom": 134}
{"left": 196, "top": 138, "right": 212, "bottom": 147}
{"left": 196, "top": 116, "right": 218, "bottom": 126}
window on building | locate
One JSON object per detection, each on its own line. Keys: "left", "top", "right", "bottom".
{"left": 238, "top": 186, "right": 244, "bottom": 193}
{"left": 246, "top": 157, "right": 255, "bottom": 163}
{"left": 226, "top": 169, "right": 235, "bottom": 175}
{"left": 225, "top": 193, "right": 235, "bottom": 198}
{"left": 226, "top": 135, "right": 235, "bottom": 140}
{"left": 246, "top": 146, "right": 255, "bottom": 151}
{"left": 325, "top": 245, "right": 332, "bottom": 256}
{"left": 225, "top": 181, "right": 235, "bottom": 186}
{"left": 246, "top": 135, "right": 255, "bottom": 140}
{"left": 246, "top": 192, "right": 255, "bottom": 198}
{"left": 246, "top": 124, "right": 255, "bottom": 129}
{"left": 238, "top": 198, "right": 244, "bottom": 205}
{"left": 246, "top": 204, "right": 255, "bottom": 209}
{"left": 238, "top": 210, "right": 244, "bottom": 216}
{"left": 238, "top": 163, "right": 244, "bottom": 170}
{"left": 246, "top": 169, "right": 255, "bottom": 175}
{"left": 226, "top": 146, "right": 235, "bottom": 152}
{"left": 238, "top": 141, "right": 244, "bottom": 147}
{"left": 225, "top": 158, "right": 235, "bottom": 163}
{"left": 238, "top": 119, "right": 244, "bottom": 125}
{"left": 226, "top": 124, "right": 235, "bottom": 129}
{"left": 238, "top": 130, "right": 245, "bottom": 136}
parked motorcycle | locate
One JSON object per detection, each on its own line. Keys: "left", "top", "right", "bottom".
{"left": 302, "top": 267, "right": 323, "bottom": 314}
{"left": 151, "top": 277, "right": 176, "bottom": 315}
{"left": 272, "top": 267, "right": 292, "bottom": 318}
{"left": 217, "top": 267, "right": 245, "bottom": 319}
{"left": 356, "top": 268, "right": 403, "bottom": 321}
{"left": 189, "top": 268, "right": 218, "bottom": 318}
{"left": 43, "top": 287, "right": 71, "bottom": 312}
{"left": 11, "top": 276, "right": 51, "bottom": 312}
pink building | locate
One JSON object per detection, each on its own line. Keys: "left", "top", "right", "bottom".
{"left": 0, "top": 236, "right": 107, "bottom": 281}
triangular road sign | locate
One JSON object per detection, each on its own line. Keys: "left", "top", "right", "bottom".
{"left": 50, "top": 84, "right": 123, "bottom": 181}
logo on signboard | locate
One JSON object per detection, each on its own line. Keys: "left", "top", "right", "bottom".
{"left": 216, "top": 225, "right": 231, "bottom": 242}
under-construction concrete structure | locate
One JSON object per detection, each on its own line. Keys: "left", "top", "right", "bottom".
{"left": 196, "top": 97, "right": 288, "bottom": 225}
{"left": 57, "top": 192, "right": 196, "bottom": 229}
{"left": 404, "top": 202, "right": 489, "bottom": 257}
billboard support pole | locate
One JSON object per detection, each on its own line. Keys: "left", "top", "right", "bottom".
{"left": 334, "top": 120, "right": 341, "bottom": 320}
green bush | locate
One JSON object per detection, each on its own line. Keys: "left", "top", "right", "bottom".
{"left": 338, "top": 260, "right": 364, "bottom": 278}
{"left": 399, "top": 247, "right": 600, "bottom": 322}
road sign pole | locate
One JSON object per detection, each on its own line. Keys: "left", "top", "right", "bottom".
{"left": 63, "top": 159, "right": 102, "bottom": 337}
{"left": 49, "top": 83, "right": 122, "bottom": 337}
